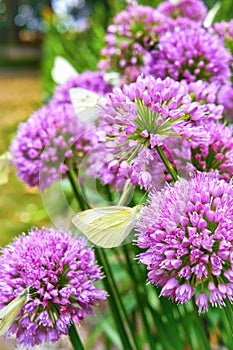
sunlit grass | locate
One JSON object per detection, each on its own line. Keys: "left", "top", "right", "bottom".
{"left": 0, "top": 69, "right": 50, "bottom": 246}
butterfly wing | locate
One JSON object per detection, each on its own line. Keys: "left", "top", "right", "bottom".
{"left": 103, "top": 72, "right": 120, "bottom": 86}
{"left": 52, "top": 56, "right": 77, "bottom": 85}
{"left": 69, "top": 87, "right": 101, "bottom": 122}
{"left": 72, "top": 206, "right": 139, "bottom": 248}
{"left": 203, "top": 2, "right": 221, "bottom": 28}
{"left": 0, "top": 288, "right": 29, "bottom": 336}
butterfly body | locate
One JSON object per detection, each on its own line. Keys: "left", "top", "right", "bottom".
{"left": 144, "top": 37, "right": 160, "bottom": 51}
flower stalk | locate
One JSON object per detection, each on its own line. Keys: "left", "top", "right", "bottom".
{"left": 155, "top": 144, "right": 178, "bottom": 182}
{"left": 68, "top": 323, "right": 85, "bottom": 350}
{"left": 67, "top": 171, "right": 138, "bottom": 350}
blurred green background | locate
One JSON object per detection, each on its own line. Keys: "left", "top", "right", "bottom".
{"left": 0, "top": 0, "right": 233, "bottom": 246}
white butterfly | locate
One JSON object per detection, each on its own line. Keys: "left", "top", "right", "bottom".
{"left": 52, "top": 56, "right": 77, "bottom": 85}
{"left": 0, "top": 287, "right": 30, "bottom": 336}
{"left": 72, "top": 205, "right": 142, "bottom": 248}
{"left": 103, "top": 72, "right": 120, "bottom": 86}
{"left": 203, "top": 2, "right": 221, "bottom": 28}
{"left": 170, "top": 0, "right": 182, "bottom": 5}
{"left": 69, "top": 87, "right": 101, "bottom": 122}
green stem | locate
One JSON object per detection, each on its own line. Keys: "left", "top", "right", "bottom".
{"left": 122, "top": 245, "right": 155, "bottom": 350}
{"left": 95, "top": 248, "right": 135, "bottom": 350}
{"left": 67, "top": 173, "right": 135, "bottom": 350}
{"left": 118, "top": 179, "right": 134, "bottom": 206}
{"left": 223, "top": 299, "right": 233, "bottom": 337}
{"left": 100, "top": 182, "right": 141, "bottom": 349}
{"left": 68, "top": 323, "right": 85, "bottom": 350}
{"left": 184, "top": 302, "right": 210, "bottom": 350}
{"left": 104, "top": 247, "right": 141, "bottom": 350}
{"left": 66, "top": 169, "right": 88, "bottom": 211}
{"left": 155, "top": 145, "right": 178, "bottom": 182}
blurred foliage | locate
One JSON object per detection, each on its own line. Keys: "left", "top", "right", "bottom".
{"left": 41, "top": 0, "right": 164, "bottom": 99}
{"left": 0, "top": 0, "right": 48, "bottom": 44}
{"left": 214, "top": 0, "right": 233, "bottom": 22}
{"left": 41, "top": 1, "right": 108, "bottom": 100}
{"left": 0, "top": 71, "right": 50, "bottom": 246}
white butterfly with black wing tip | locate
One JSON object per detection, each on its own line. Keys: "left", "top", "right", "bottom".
{"left": 72, "top": 205, "right": 142, "bottom": 248}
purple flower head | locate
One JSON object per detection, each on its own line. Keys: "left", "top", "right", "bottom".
{"left": 166, "top": 80, "right": 224, "bottom": 171}
{"left": 87, "top": 75, "right": 211, "bottom": 190}
{"left": 191, "top": 121, "right": 233, "bottom": 181}
{"left": 213, "top": 19, "right": 233, "bottom": 51}
{"left": 182, "top": 79, "right": 224, "bottom": 120}
{"left": 51, "top": 71, "right": 113, "bottom": 105}
{"left": 213, "top": 20, "right": 233, "bottom": 78}
{"left": 0, "top": 227, "right": 107, "bottom": 346}
{"left": 98, "top": 3, "right": 169, "bottom": 84}
{"left": 137, "top": 172, "right": 233, "bottom": 313}
{"left": 11, "top": 102, "right": 96, "bottom": 190}
{"left": 147, "top": 27, "right": 231, "bottom": 84}
{"left": 217, "top": 84, "right": 233, "bottom": 121}
{"left": 157, "top": 0, "right": 207, "bottom": 22}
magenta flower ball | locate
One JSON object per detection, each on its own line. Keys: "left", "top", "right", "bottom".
{"left": 157, "top": 0, "right": 207, "bottom": 22}
{"left": 148, "top": 27, "right": 231, "bottom": 84}
{"left": 137, "top": 172, "right": 233, "bottom": 313}
{"left": 88, "top": 75, "right": 211, "bottom": 190}
{"left": 0, "top": 227, "right": 107, "bottom": 346}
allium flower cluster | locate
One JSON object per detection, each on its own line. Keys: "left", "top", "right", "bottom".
{"left": 183, "top": 80, "right": 224, "bottom": 120}
{"left": 11, "top": 70, "right": 113, "bottom": 190}
{"left": 157, "top": 0, "right": 207, "bottom": 23}
{"left": 137, "top": 172, "right": 233, "bottom": 313}
{"left": 191, "top": 121, "right": 233, "bottom": 180}
{"left": 213, "top": 20, "right": 233, "bottom": 78}
{"left": 213, "top": 19, "right": 233, "bottom": 49}
{"left": 0, "top": 227, "right": 107, "bottom": 346}
{"left": 88, "top": 75, "right": 211, "bottom": 190}
{"left": 147, "top": 27, "right": 231, "bottom": 84}
{"left": 98, "top": 3, "right": 169, "bottom": 84}
{"left": 218, "top": 84, "right": 233, "bottom": 121}
{"left": 11, "top": 103, "right": 95, "bottom": 190}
